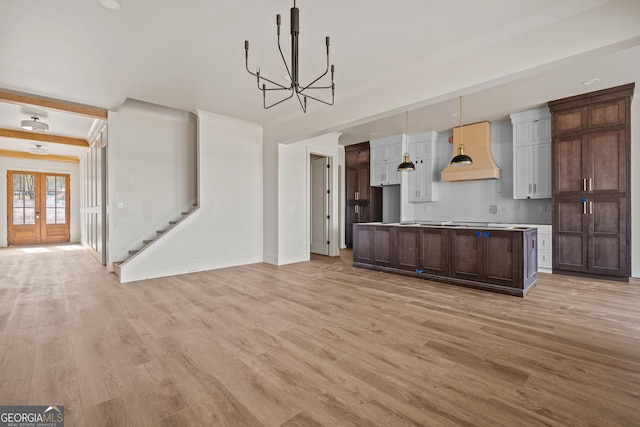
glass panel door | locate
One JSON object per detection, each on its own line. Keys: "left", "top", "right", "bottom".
{"left": 7, "top": 171, "right": 70, "bottom": 245}
{"left": 7, "top": 172, "right": 41, "bottom": 245}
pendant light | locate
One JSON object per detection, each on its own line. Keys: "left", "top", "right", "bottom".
{"left": 397, "top": 111, "right": 415, "bottom": 172}
{"left": 450, "top": 96, "right": 473, "bottom": 166}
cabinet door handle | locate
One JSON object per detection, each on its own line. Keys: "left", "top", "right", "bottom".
{"left": 355, "top": 191, "right": 359, "bottom": 200}
{"left": 583, "top": 200, "right": 587, "bottom": 215}
{"left": 533, "top": 183, "right": 537, "bottom": 194}
{"left": 583, "top": 178, "right": 587, "bottom": 192}
{"left": 529, "top": 183, "right": 532, "bottom": 194}
{"left": 589, "top": 178, "right": 592, "bottom": 192}
{"left": 589, "top": 201, "right": 593, "bottom": 215}
{"left": 355, "top": 205, "right": 359, "bottom": 214}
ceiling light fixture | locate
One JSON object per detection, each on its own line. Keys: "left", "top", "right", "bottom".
{"left": 582, "top": 78, "right": 600, "bottom": 86}
{"left": 397, "top": 111, "right": 415, "bottom": 172}
{"left": 97, "top": 0, "right": 121, "bottom": 11}
{"left": 28, "top": 145, "right": 48, "bottom": 155}
{"left": 21, "top": 116, "right": 49, "bottom": 132}
{"left": 450, "top": 96, "right": 473, "bottom": 166}
{"left": 244, "top": 0, "right": 335, "bottom": 113}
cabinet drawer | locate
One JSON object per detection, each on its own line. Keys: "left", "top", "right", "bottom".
{"left": 536, "top": 225, "right": 551, "bottom": 236}
{"left": 538, "top": 250, "right": 551, "bottom": 268}
{"left": 539, "top": 235, "right": 551, "bottom": 251}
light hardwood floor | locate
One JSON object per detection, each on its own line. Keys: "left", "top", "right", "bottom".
{"left": 0, "top": 245, "right": 639, "bottom": 426}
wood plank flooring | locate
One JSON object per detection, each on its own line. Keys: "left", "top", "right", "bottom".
{"left": 1, "top": 245, "right": 639, "bottom": 426}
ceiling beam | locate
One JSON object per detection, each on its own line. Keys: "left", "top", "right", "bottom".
{"left": 0, "top": 128, "right": 89, "bottom": 147}
{"left": 0, "top": 90, "right": 107, "bottom": 119}
{"left": 0, "top": 149, "right": 79, "bottom": 163}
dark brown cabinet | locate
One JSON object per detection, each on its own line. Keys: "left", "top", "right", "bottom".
{"left": 345, "top": 142, "right": 382, "bottom": 248}
{"left": 353, "top": 224, "right": 538, "bottom": 297}
{"left": 549, "top": 83, "right": 633, "bottom": 280}
{"left": 420, "top": 227, "right": 449, "bottom": 276}
{"left": 451, "top": 229, "right": 536, "bottom": 289}
{"left": 555, "top": 197, "right": 628, "bottom": 276}
{"left": 554, "top": 130, "right": 627, "bottom": 196}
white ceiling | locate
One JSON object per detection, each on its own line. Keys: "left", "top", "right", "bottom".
{"left": 0, "top": 0, "right": 639, "bottom": 155}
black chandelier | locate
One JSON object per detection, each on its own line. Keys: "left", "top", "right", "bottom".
{"left": 244, "top": 0, "right": 335, "bottom": 113}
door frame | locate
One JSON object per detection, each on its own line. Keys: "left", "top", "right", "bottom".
{"left": 310, "top": 155, "right": 330, "bottom": 255}
{"left": 7, "top": 170, "right": 71, "bottom": 245}
{"left": 306, "top": 147, "right": 339, "bottom": 257}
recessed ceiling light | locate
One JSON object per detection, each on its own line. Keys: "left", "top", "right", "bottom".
{"left": 582, "top": 78, "right": 600, "bottom": 86}
{"left": 98, "top": 0, "right": 121, "bottom": 11}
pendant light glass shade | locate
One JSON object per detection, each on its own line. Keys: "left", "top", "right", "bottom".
{"left": 450, "top": 96, "right": 472, "bottom": 166}
{"left": 451, "top": 145, "right": 472, "bottom": 166}
{"left": 397, "top": 111, "right": 416, "bottom": 172}
{"left": 397, "top": 152, "right": 415, "bottom": 171}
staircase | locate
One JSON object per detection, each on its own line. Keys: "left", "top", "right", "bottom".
{"left": 113, "top": 203, "right": 197, "bottom": 279}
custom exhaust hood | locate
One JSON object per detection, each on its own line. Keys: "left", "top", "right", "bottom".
{"left": 440, "top": 121, "right": 501, "bottom": 182}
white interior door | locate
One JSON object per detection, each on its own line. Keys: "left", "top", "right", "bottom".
{"left": 310, "top": 156, "right": 329, "bottom": 255}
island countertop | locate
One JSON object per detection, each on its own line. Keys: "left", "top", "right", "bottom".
{"left": 352, "top": 222, "right": 538, "bottom": 297}
{"left": 360, "top": 221, "right": 536, "bottom": 231}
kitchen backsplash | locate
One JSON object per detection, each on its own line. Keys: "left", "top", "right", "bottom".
{"left": 409, "top": 120, "right": 552, "bottom": 225}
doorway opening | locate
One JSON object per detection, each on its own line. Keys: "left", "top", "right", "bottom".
{"left": 7, "top": 170, "right": 71, "bottom": 245}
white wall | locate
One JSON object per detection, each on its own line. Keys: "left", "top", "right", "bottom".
{"left": 407, "top": 120, "right": 552, "bottom": 224}
{"left": 0, "top": 157, "right": 80, "bottom": 246}
{"left": 119, "top": 111, "right": 263, "bottom": 282}
{"left": 263, "top": 139, "right": 279, "bottom": 265}
{"left": 107, "top": 99, "right": 197, "bottom": 264}
{"left": 274, "top": 132, "right": 342, "bottom": 265}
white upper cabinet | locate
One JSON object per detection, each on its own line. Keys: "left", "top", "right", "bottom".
{"left": 407, "top": 131, "right": 438, "bottom": 202}
{"left": 510, "top": 107, "right": 552, "bottom": 199}
{"left": 370, "top": 135, "right": 403, "bottom": 186}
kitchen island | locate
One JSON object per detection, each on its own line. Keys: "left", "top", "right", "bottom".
{"left": 353, "top": 222, "right": 538, "bottom": 297}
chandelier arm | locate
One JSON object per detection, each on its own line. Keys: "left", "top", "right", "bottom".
{"left": 298, "top": 70, "right": 329, "bottom": 92}
{"left": 276, "top": 23, "right": 294, "bottom": 84}
{"left": 261, "top": 86, "right": 294, "bottom": 93}
{"left": 245, "top": 41, "right": 290, "bottom": 90}
{"left": 299, "top": 45, "right": 331, "bottom": 91}
{"left": 299, "top": 84, "right": 333, "bottom": 91}
{"left": 259, "top": 77, "right": 290, "bottom": 90}
{"left": 298, "top": 92, "right": 334, "bottom": 106}
{"left": 292, "top": 90, "right": 308, "bottom": 113}
{"left": 264, "top": 90, "right": 295, "bottom": 110}
{"left": 249, "top": 70, "right": 291, "bottom": 90}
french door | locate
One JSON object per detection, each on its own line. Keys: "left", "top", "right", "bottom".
{"left": 7, "top": 171, "right": 71, "bottom": 245}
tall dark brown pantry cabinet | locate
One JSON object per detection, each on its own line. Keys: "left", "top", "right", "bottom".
{"left": 345, "top": 142, "right": 381, "bottom": 248}
{"left": 548, "top": 83, "right": 634, "bottom": 280}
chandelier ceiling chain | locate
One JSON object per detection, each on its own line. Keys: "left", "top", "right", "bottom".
{"left": 244, "top": 0, "right": 335, "bottom": 113}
